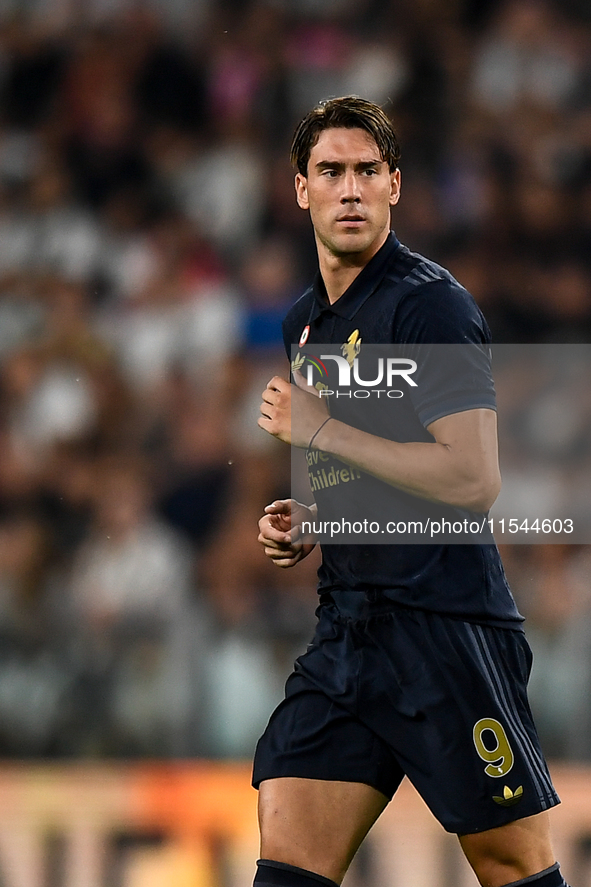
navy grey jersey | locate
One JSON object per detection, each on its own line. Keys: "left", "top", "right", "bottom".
{"left": 282, "top": 232, "right": 523, "bottom": 628}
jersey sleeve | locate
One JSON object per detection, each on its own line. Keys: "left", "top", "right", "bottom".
{"left": 393, "top": 279, "right": 496, "bottom": 427}
{"left": 394, "top": 278, "right": 491, "bottom": 346}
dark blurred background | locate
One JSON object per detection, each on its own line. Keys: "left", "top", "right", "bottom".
{"left": 0, "top": 0, "right": 589, "bottom": 763}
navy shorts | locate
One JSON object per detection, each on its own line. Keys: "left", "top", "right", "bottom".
{"left": 252, "top": 592, "right": 559, "bottom": 835}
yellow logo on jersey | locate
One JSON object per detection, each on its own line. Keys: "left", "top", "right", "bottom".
{"left": 291, "top": 352, "right": 305, "bottom": 375}
{"left": 341, "top": 330, "right": 361, "bottom": 367}
{"left": 493, "top": 785, "right": 523, "bottom": 807}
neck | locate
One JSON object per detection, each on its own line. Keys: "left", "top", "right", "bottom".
{"left": 317, "top": 229, "right": 389, "bottom": 304}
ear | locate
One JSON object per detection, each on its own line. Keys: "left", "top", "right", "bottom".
{"left": 389, "top": 169, "right": 401, "bottom": 207}
{"left": 295, "top": 173, "right": 309, "bottom": 210}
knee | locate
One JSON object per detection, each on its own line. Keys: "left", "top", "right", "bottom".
{"left": 466, "top": 844, "right": 533, "bottom": 887}
{"left": 459, "top": 815, "right": 556, "bottom": 887}
{"left": 471, "top": 858, "right": 534, "bottom": 887}
{"left": 464, "top": 844, "right": 557, "bottom": 887}
{"left": 259, "top": 834, "right": 348, "bottom": 885}
{"left": 259, "top": 813, "right": 351, "bottom": 884}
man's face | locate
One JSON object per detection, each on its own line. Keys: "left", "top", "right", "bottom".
{"left": 295, "top": 127, "right": 401, "bottom": 261}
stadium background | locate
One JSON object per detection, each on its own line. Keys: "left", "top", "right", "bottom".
{"left": 0, "top": 0, "right": 590, "bottom": 883}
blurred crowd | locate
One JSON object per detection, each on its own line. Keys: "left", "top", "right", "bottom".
{"left": 0, "top": 0, "right": 590, "bottom": 761}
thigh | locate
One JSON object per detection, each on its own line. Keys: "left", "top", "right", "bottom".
{"left": 459, "top": 811, "right": 556, "bottom": 887}
{"left": 259, "top": 776, "right": 388, "bottom": 885}
{"left": 252, "top": 675, "right": 405, "bottom": 801}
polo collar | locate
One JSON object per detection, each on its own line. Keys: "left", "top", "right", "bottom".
{"left": 310, "top": 232, "right": 400, "bottom": 321}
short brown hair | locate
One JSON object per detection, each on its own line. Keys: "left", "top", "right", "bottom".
{"left": 290, "top": 96, "right": 401, "bottom": 176}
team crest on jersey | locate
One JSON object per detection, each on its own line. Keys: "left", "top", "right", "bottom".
{"left": 299, "top": 325, "right": 310, "bottom": 346}
{"left": 492, "top": 785, "right": 523, "bottom": 807}
{"left": 341, "top": 329, "right": 362, "bottom": 367}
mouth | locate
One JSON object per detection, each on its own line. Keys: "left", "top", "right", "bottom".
{"left": 336, "top": 215, "right": 366, "bottom": 225}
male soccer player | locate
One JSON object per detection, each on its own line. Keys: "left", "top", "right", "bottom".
{"left": 254, "top": 96, "right": 568, "bottom": 887}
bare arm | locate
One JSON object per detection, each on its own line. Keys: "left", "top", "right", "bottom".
{"left": 259, "top": 375, "right": 501, "bottom": 513}
{"left": 314, "top": 407, "right": 501, "bottom": 513}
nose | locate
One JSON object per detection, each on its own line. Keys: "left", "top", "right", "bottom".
{"left": 341, "top": 170, "right": 361, "bottom": 203}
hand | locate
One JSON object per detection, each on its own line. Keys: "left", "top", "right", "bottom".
{"left": 258, "top": 371, "right": 329, "bottom": 448}
{"left": 258, "top": 499, "right": 317, "bottom": 568}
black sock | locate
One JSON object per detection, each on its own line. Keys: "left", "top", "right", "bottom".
{"left": 254, "top": 859, "right": 340, "bottom": 887}
{"left": 502, "top": 863, "right": 570, "bottom": 887}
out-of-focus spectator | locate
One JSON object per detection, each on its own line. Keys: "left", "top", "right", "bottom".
{"left": 63, "top": 455, "right": 200, "bottom": 755}
{"left": 0, "top": 163, "right": 103, "bottom": 281}
{"left": 154, "top": 364, "right": 237, "bottom": 545}
{"left": 239, "top": 236, "right": 300, "bottom": 354}
{"left": 172, "top": 136, "right": 266, "bottom": 260}
{"left": 96, "top": 209, "right": 242, "bottom": 393}
{"left": 471, "top": 0, "right": 583, "bottom": 113}
{"left": 505, "top": 545, "right": 591, "bottom": 761}
{"left": 0, "top": 513, "right": 70, "bottom": 756}
{"left": 1, "top": 21, "right": 66, "bottom": 129}
{"left": 68, "top": 456, "right": 192, "bottom": 628}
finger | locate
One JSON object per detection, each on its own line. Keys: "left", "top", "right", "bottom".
{"left": 260, "top": 540, "right": 291, "bottom": 555}
{"left": 261, "top": 387, "right": 277, "bottom": 404}
{"left": 267, "top": 375, "right": 289, "bottom": 392}
{"left": 258, "top": 527, "right": 291, "bottom": 546}
{"left": 273, "top": 557, "right": 300, "bottom": 568}
{"left": 264, "top": 542, "right": 298, "bottom": 557}
{"left": 265, "top": 547, "right": 302, "bottom": 567}
{"left": 259, "top": 511, "right": 290, "bottom": 533}
{"left": 264, "top": 500, "right": 292, "bottom": 515}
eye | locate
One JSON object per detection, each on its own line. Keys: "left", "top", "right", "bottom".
{"left": 323, "top": 169, "right": 339, "bottom": 177}
{"left": 362, "top": 168, "right": 378, "bottom": 176}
